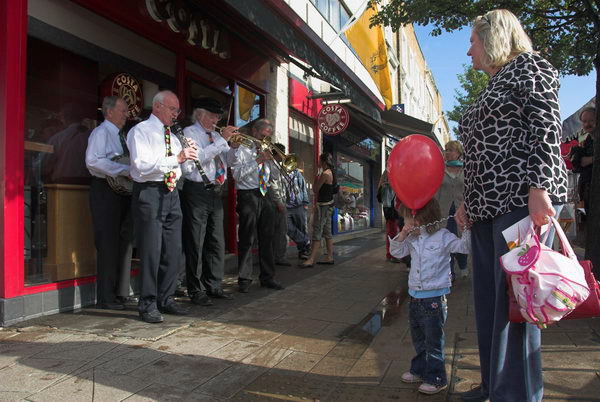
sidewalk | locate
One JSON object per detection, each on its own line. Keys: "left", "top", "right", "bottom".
{"left": 1, "top": 234, "right": 599, "bottom": 401}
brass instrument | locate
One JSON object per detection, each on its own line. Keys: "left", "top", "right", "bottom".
{"left": 221, "top": 127, "right": 299, "bottom": 194}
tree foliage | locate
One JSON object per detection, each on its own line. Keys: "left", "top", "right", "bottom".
{"left": 446, "top": 64, "right": 489, "bottom": 136}
{"left": 370, "top": 0, "right": 600, "bottom": 77}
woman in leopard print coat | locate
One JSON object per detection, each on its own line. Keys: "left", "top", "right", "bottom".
{"left": 454, "top": 9, "right": 567, "bottom": 402}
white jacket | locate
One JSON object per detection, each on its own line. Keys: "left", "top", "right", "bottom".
{"left": 390, "top": 228, "right": 471, "bottom": 291}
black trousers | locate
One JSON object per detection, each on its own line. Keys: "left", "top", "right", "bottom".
{"left": 181, "top": 180, "right": 225, "bottom": 296}
{"left": 132, "top": 181, "right": 182, "bottom": 313}
{"left": 89, "top": 178, "right": 133, "bottom": 304}
{"left": 236, "top": 188, "right": 276, "bottom": 283}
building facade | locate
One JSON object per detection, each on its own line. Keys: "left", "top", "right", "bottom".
{"left": 0, "top": 0, "right": 447, "bottom": 325}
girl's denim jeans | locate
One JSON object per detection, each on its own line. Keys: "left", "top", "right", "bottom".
{"left": 408, "top": 295, "right": 448, "bottom": 386}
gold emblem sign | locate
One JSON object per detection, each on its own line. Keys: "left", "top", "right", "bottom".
{"left": 107, "top": 73, "right": 144, "bottom": 119}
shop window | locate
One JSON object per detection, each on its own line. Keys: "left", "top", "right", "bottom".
{"left": 23, "top": 37, "right": 164, "bottom": 286}
{"left": 336, "top": 153, "right": 371, "bottom": 232}
{"left": 234, "top": 85, "right": 262, "bottom": 128}
{"left": 289, "top": 113, "right": 316, "bottom": 197}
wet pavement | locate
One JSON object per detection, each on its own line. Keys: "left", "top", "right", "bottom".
{"left": 1, "top": 231, "right": 599, "bottom": 401}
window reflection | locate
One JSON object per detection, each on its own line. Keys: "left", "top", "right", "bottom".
{"left": 336, "top": 153, "right": 370, "bottom": 232}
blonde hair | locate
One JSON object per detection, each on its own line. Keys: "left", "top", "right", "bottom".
{"left": 473, "top": 9, "right": 533, "bottom": 69}
{"left": 445, "top": 140, "right": 464, "bottom": 157}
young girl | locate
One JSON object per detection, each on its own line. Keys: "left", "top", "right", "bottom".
{"left": 389, "top": 198, "right": 470, "bottom": 395}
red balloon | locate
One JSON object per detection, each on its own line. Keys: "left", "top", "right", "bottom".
{"left": 387, "top": 135, "right": 445, "bottom": 212}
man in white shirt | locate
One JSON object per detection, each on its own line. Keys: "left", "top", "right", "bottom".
{"left": 127, "top": 90, "right": 197, "bottom": 323}
{"left": 181, "top": 97, "right": 238, "bottom": 305}
{"left": 85, "top": 96, "right": 133, "bottom": 310}
{"left": 230, "top": 119, "right": 284, "bottom": 292}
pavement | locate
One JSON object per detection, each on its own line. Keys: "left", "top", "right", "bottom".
{"left": 1, "top": 231, "right": 599, "bottom": 401}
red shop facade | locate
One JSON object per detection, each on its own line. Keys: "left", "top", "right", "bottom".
{"left": 0, "top": 0, "right": 281, "bottom": 325}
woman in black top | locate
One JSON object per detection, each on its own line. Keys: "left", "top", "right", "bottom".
{"left": 300, "top": 153, "right": 336, "bottom": 267}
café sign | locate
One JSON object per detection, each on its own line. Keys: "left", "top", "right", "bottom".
{"left": 317, "top": 104, "right": 350, "bottom": 136}
{"left": 100, "top": 73, "right": 144, "bottom": 118}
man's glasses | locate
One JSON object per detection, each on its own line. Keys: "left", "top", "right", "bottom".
{"left": 159, "top": 102, "right": 181, "bottom": 115}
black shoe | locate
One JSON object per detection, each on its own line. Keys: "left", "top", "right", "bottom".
{"left": 238, "top": 280, "right": 252, "bottom": 293}
{"left": 116, "top": 296, "right": 138, "bottom": 304}
{"left": 275, "top": 260, "right": 292, "bottom": 267}
{"left": 139, "top": 309, "right": 164, "bottom": 323}
{"left": 260, "top": 280, "right": 285, "bottom": 290}
{"left": 174, "top": 286, "right": 188, "bottom": 297}
{"left": 97, "top": 302, "right": 125, "bottom": 310}
{"left": 159, "top": 302, "right": 190, "bottom": 315}
{"left": 207, "top": 290, "right": 233, "bottom": 300}
{"left": 460, "top": 385, "right": 488, "bottom": 401}
{"left": 191, "top": 293, "right": 214, "bottom": 306}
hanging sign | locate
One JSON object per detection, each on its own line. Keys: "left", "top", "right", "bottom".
{"left": 317, "top": 104, "right": 350, "bottom": 136}
{"left": 100, "top": 73, "right": 144, "bottom": 118}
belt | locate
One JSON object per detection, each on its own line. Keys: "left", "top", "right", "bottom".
{"left": 237, "top": 188, "right": 262, "bottom": 194}
{"left": 135, "top": 181, "right": 164, "bottom": 187}
{"left": 184, "top": 180, "right": 222, "bottom": 191}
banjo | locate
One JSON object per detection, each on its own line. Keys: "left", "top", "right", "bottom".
{"left": 106, "top": 154, "right": 133, "bottom": 195}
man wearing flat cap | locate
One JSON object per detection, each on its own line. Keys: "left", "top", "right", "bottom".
{"left": 181, "top": 97, "right": 238, "bottom": 305}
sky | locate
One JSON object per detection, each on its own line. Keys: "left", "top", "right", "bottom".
{"left": 412, "top": 25, "right": 597, "bottom": 136}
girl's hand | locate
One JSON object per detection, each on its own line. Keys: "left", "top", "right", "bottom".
{"left": 398, "top": 223, "right": 414, "bottom": 241}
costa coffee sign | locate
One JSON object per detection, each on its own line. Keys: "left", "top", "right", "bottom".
{"left": 318, "top": 105, "right": 350, "bottom": 135}
{"left": 100, "top": 73, "right": 144, "bottom": 118}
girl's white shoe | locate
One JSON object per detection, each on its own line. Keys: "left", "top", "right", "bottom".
{"left": 418, "top": 382, "right": 448, "bottom": 395}
{"left": 400, "top": 372, "right": 422, "bottom": 383}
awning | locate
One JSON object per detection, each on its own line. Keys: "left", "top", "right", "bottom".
{"left": 222, "top": 0, "right": 383, "bottom": 122}
{"left": 380, "top": 109, "right": 437, "bottom": 144}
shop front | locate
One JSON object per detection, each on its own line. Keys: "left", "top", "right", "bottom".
{"left": 0, "top": 0, "right": 276, "bottom": 325}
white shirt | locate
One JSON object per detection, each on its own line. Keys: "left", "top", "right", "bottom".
{"left": 181, "top": 122, "right": 229, "bottom": 183}
{"left": 390, "top": 228, "right": 471, "bottom": 291}
{"left": 229, "top": 143, "right": 271, "bottom": 190}
{"left": 85, "top": 120, "right": 130, "bottom": 179}
{"left": 127, "top": 113, "right": 183, "bottom": 183}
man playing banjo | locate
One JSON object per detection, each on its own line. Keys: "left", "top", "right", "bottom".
{"left": 85, "top": 95, "right": 134, "bottom": 310}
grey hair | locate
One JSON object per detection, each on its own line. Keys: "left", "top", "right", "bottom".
{"left": 473, "top": 9, "right": 533, "bottom": 69}
{"left": 579, "top": 107, "right": 596, "bottom": 121}
{"left": 252, "top": 118, "right": 273, "bottom": 133}
{"left": 152, "top": 90, "right": 176, "bottom": 105}
{"left": 101, "top": 96, "right": 123, "bottom": 117}
{"left": 192, "top": 107, "right": 208, "bottom": 122}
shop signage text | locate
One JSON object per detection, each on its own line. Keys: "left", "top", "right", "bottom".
{"left": 317, "top": 104, "right": 350, "bottom": 136}
{"left": 100, "top": 73, "right": 144, "bottom": 118}
{"left": 145, "top": 0, "right": 231, "bottom": 59}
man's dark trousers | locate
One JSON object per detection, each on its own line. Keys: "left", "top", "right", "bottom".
{"left": 236, "top": 188, "right": 276, "bottom": 284}
{"left": 181, "top": 180, "right": 225, "bottom": 296}
{"left": 89, "top": 177, "right": 133, "bottom": 304}
{"left": 132, "top": 182, "right": 182, "bottom": 313}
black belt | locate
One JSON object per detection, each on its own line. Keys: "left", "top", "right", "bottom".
{"left": 184, "top": 180, "right": 222, "bottom": 191}
{"left": 135, "top": 181, "right": 164, "bottom": 187}
{"left": 237, "top": 188, "right": 262, "bottom": 194}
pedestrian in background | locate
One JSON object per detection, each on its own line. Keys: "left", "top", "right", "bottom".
{"left": 455, "top": 9, "right": 567, "bottom": 401}
{"left": 299, "top": 152, "right": 336, "bottom": 268}
{"left": 390, "top": 199, "right": 471, "bottom": 395}
{"left": 377, "top": 169, "right": 401, "bottom": 263}
{"left": 435, "top": 140, "right": 468, "bottom": 279}
{"left": 286, "top": 162, "right": 311, "bottom": 260}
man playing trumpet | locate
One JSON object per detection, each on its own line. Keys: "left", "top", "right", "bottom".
{"left": 229, "top": 119, "right": 284, "bottom": 292}
{"left": 181, "top": 98, "right": 238, "bottom": 305}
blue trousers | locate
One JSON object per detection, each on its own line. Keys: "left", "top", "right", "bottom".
{"left": 409, "top": 295, "right": 448, "bottom": 386}
{"left": 471, "top": 207, "right": 543, "bottom": 401}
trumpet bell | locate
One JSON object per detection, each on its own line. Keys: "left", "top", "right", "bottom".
{"left": 282, "top": 154, "right": 298, "bottom": 173}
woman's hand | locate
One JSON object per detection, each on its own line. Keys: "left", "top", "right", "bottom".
{"left": 529, "top": 187, "right": 555, "bottom": 227}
